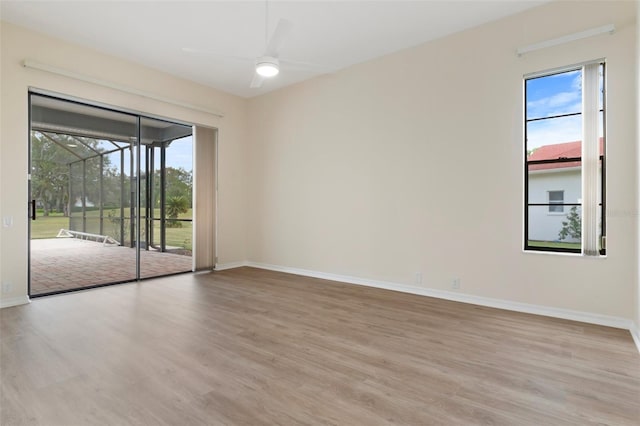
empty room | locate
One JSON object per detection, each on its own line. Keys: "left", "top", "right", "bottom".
{"left": 1, "top": 1, "right": 639, "bottom": 425}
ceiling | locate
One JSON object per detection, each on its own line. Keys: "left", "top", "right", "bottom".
{"left": 1, "top": 1, "right": 547, "bottom": 98}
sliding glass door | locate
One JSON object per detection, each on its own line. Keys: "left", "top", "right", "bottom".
{"left": 29, "top": 93, "right": 193, "bottom": 296}
{"left": 139, "top": 117, "right": 193, "bottom": 279}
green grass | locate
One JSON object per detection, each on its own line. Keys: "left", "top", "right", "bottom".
{"left": 528, "top": 240, "right": 581, "bottom": 250}
{"left": 36, "top": 210, "right": 66, "bottom": 217}
{"left": 150, "top": 222, "right": 193, "bottom": 251}
{"left": 31, "top": 209, "right": 193, "bottom": 251}
{"left": 31, "top": 215, "right": 69, "bottom": 239}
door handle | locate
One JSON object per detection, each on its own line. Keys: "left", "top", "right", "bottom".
{"left": 31, "top": 199, "right": 36, "bottom": 221}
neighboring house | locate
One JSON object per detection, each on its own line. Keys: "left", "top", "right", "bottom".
{"left": 527, "top": 139, "right": 603, "bottom": 243}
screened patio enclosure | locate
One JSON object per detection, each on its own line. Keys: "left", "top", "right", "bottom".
{"left": 29, "top": 94, "right": 194, "bottom": 296}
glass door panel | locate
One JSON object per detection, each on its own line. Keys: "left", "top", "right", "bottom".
{"left": 29, "top": 94, "right": 194, "bottom": 296}
{"left": 29, "top": 94, "right": 138, "bottom": 295}
{"left": 139, "top": 117, "right": 193, "bottom": 279}
{"left": 164, "top": 136, "right": 193, "bottom": 256}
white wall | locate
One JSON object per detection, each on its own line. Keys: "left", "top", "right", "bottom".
{"left": 528, "top": 169, "right": 581, "bottom": 242}
{"left": 636, "top": 0, "right": 640, "bottom": 335}
{"left": 2, "top": 3, "right": 638, "bottom": 328}
{"left": 0, "top": 22, "right": 248, "bottom": 306}
{"left": 246, "top": 1, "right": 637, "bottom": 320}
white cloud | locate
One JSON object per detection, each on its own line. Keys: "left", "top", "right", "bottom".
{"left": 527, "top": 115, "right": 582, "bottom": 150}
{"left": 527, "top": 70, "right": 582, "bottom": 119}
{"left": 570, "top": 72, "right": 582, "bottom": 91}
{"left": 527, "top": 91, "right": 580, "bottom": 118}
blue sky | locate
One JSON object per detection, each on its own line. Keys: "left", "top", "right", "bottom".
{"left": 166, "top": 136, "right": 193, "bottom": 172}
{"left": 526, "top": 70, "right": 583, "bottom": 150}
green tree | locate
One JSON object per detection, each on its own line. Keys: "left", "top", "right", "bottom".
{"left": 101, "top": 150, "right": 129, "bottom": 209}
{"left": 151, "top": 167, "right": 193, "bottom": 209}
{"left": 31, "top": 132, "right": 114, "bottom": 217}
{"left": 558, "top": 206, "right": 581, "bottom": 240}
{"left": 166, "top": 167, "right": 192, "bottom": 201}
{"left": 166, "top": 195, "right": 189, "bottom": 228}
{"left": 31, "top": 132, "right": 74, "bottom": 216}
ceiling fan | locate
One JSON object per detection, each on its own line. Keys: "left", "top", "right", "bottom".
{"left": 249, "top": 15, "right": 293, "bottom": 88}
{"left": 183, "top": 1, "right": 327, "bottom": 89}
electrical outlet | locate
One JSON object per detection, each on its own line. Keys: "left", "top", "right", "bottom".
{"left": 452, "top": 278, "right": 461, "bottom": 290}
{"left": 2, "top": 281, "right": 12, "bottom": 294}
{"left": 415, "top": 272, "right": 423, "bottom": 285}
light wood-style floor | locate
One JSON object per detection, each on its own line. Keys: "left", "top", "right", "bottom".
{"left": 1, "top": 267, "right": 639, "bottom": 425}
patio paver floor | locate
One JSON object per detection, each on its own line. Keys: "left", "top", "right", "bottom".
{"left": 30, "top": 238, "right": 193, "bottom": 295}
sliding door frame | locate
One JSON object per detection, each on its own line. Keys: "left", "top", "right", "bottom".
{"left": 28, "top": 90, "right": 202, "bottom": 297}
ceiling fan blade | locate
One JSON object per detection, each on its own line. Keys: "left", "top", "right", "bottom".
{"left": 265, "top": 18, "right": 293, "bottom": 57}
{"left": 250, "top": 73, "right": 265, "bottom": 88}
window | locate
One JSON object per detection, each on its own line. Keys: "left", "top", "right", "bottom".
{"left": 524, "top": 62, "right": 605, "bottom": 255}
{"left": 548, "top": 190, "right": 564, "bottom": 213}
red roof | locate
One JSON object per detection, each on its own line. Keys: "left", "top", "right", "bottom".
{"left": 528, "top": 138, "right": 604, "bottom": 171}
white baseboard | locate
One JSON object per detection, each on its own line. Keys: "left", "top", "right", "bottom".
{"left": 0, "top": 295, "right": 31, "bottom": 309}
{"left": 245, "top": 261, "right": 635, "bottom": 332}
{"left": 214, "top": 261, "right": 248, "bottom": 271}
{"left": 631, "top": 323, "right": 640, "bottom": 354}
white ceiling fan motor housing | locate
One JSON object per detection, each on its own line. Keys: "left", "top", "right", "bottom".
{"left": 255, "top": 56, "right": 280, "bottom": 77}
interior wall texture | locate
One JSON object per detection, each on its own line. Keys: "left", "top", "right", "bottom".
{"left": 246, "top": 1, "right": 638, "bottom": 320}
{"left": 0, "top": 21, "right": 248, "bottom": 306}
{"left": 636, "top": 0, "right": 640, "bottom": 332}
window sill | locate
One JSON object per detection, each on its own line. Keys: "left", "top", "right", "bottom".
{"left": 522, "top": 249, "right": 607, "bottom": 259}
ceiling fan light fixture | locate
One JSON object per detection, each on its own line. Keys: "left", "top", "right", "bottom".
{"left": 255, "top": 56, "right": 279, "bottom": 77}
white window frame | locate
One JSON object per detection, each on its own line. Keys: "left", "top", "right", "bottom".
{"left": 524, "top": 60, "right": 606, "bottom": 256}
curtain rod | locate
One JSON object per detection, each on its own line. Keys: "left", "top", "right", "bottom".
{"left": 22, "top": 59, "right": 224, "bottom": 118}
{"left": 516, "top": 24, "right": 615, "bottom": 57}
